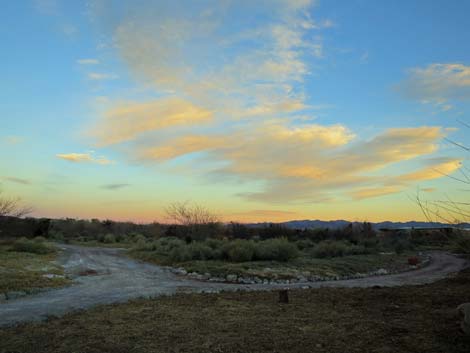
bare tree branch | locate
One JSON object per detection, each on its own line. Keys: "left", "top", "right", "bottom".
{"left": 0, "top": 191, "right": 32, "bottom": 218}
{"left": 165, "top": 201, "right": 219, "bottom": 226}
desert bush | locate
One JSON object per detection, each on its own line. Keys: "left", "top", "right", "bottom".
{"left": 348, "top": 244, "right": 372, "bottom": 255}
{"left": 312, "top": 240, "right": 349, "bottom": 258}
{"left": 226, "top": 240, "right": 255, "bottom": 262}
{"left": 451, "top": 235, "right": 470, "bottom": 254}
{"left": 33, "top": 236, "right": 47, "bottom": 243}
{"left": 103, "top": 234, "right": 116, "bottom": 244}
{"left": 255, "top": 238, "right": 299, "bottom": 262}
{"left": 133, "top": 234, "right": 147, "bottom": 244}
{"left": 359, "top": 237, "right": 380, "bottom": 249}
{"left": 157, "top": 237, "right": 186, "bottom": 250}
{"left": 48, "top": 231, "right": 64, "bottom": 241}
{"left": 168, "top": 245, "right": 192, "bottom": 262}
{"left": 295, "top": 239, "right": 315, "bottom": 250}
{"left": 187, "top": 242, "right": 215, "bottom": 260}
{"left": 11, "top": 238, "right": 54, "bottom": 254}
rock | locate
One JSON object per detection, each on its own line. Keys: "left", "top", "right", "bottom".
{"left": 202, "top": 273, "right": 211, "bottom": 280}
{"left": 42, "top": 273, "right": 65, "bottom": 279}
{"left": 376, "top": 268, "right": 388, "bottom": 276}
{"left": 225, "top": 274, "right": 237, "bottom": 282}
{"left": 457, "top": 303, "right": 470, "bottom": 335}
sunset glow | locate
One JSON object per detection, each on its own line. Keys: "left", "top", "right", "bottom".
{"left": 1, "top": 0, "right": 469, "bottom": 223}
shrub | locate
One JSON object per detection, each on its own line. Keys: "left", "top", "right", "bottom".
{"left": 255, "top": 238, "right": 298, "bottom": 262}
{"left": 157, "top": 237, "right": 186, "bottom": 250}
{"left": 103, "top": 234, "right": 116, "bottom": 244}
{"left": 168, "top": 245, "right": 192, "bottom": 262}
{"left": 188, "top": 242, "right": 215, "bottom": 260}
{"left": 295, "top": 239, "right": 315, "bottom": 250}
{"left": 133, "top": 234, "right": 147, "bottom": 244}
{"left": 312, "top": 240, "right": 349, "bottom": 258}
{"left": 226, "top": 240, "right": 255, "bottom": 262}
{"left": 33, "top": 236, "right": 47, "bottom": 243}
{"left": 451, "top": 236, "right": 470, "bottom": 254}
{"left": 359, "top": 237, "right": 379, "bottom": 249}
{"left": 11, "top": 238, "right": 54, "bottom": 254}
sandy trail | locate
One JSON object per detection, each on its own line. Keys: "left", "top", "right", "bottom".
{"left": 0, "top": 244, "right": 467, "bottom": 326}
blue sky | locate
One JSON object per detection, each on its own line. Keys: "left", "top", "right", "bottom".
{"left": 1, "top": 0, "right": 469, "bottom": 222}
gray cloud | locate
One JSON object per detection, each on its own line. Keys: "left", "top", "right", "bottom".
{"left": 101, "top": 183, "right": 131, "bottom": 190}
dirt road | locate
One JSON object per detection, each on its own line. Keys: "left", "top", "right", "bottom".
{"left": 0, "top": 244, "right": 467, "bottom": 326}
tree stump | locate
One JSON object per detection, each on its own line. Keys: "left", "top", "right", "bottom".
{"left": 457, "top": 303, "right": 470, "bottom": 335}
{"left": 279, "top": 289, "right": 289, "bottom": 304}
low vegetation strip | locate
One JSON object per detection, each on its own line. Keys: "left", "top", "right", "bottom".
{"left": 1, "top": 269, "right": 469, "bottom": 353}
{"left": 129, "top": 235, "right": 425, "bottom": 281}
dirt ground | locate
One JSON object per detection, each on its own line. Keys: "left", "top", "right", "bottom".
{"left": 1, "top": 268, "right": 470, "bottom": 353}
{"left": 0, "top": 244, "right": 467, "bottom": 327}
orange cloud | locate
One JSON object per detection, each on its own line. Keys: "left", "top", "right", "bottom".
{"left": 56, "top": 153, "right": 114, "bottom": 165}
{"left": 92, "top": 97, "right": 213, "bottom": 146}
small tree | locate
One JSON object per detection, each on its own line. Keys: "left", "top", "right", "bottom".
{"left": 165, "top": 201, "right": 220, "bottom": 240}
{"left": 0, "top": 191, "right": 32, "bottom": 218}
{"left": 165, "top": 201, "right": 219, "bottom": 226}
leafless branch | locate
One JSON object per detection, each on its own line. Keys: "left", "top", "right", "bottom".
{"left": 0, "top": 191, "right": 32, "bottom": 218}
{"left": 165, "top": 201, "right": 219, "bottom": 226}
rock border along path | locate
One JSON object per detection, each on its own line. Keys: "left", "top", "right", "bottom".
{"left": 0, "top": 244, "right": 467, "bottom": 327}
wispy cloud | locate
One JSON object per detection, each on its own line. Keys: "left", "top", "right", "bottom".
{"left": 84, "top": 1, "right": 460, "bottom": 204}
{"left": 398, "top": 63, "right": 470, "bottom": 111}
{"left": 3, "top": 177, "right": 31, "bottom": 185}
{"left": 91, "top": 98, "right": 213, "bottom": 146}
{"left": 87, "top": 72, "right": 118, "bottom": 80}
{"left": 77, "top": 58, "right": 100, "bottom": 65}
{"left": 3, "top": 136, "right": 24, "bottom": 145}
{"left": 101, "top": 183, "right": 130, "bottom": 190}
{"left": 56, "top": 152, "right": 114, "bottom": 165}
{"left": 231, "top": 209, "right": 298, "bottom": 218}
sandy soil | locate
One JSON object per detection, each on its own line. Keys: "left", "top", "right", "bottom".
{"left": 0, "top": 244, "right": 467, "bottom": 326}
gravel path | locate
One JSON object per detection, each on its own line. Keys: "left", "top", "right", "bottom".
{"left": 0, "top": 244, "right": 467, "bottom": 327}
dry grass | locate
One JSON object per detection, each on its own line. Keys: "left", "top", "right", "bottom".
{"left": 0, "top": 244, "right": 69, "bottom": 293}
{"left": 1, "top": 268, "right": 470, "bottom": 353}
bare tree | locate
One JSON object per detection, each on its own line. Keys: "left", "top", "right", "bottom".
{"left": 0, "top": 191, "right": 32, "bottom": 218}
{"left": 165, "top": 201, "right": 220, "bottom": 225}
{"left": 415, "top": 119, "right": 470, "bottom": 226}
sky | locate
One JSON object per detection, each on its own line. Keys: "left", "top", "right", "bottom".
{"left": 1, "top": 0, "right": 469, "bottom": 223}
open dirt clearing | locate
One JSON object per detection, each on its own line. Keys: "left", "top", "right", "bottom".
{"left": 0, "top": 244, "right": 467, "bottom": 326}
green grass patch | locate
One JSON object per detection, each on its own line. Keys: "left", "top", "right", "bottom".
{"left": 0, "top": 242, "right": 70, "bottom": 293}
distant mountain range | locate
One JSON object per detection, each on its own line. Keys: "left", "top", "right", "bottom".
{"left": 248, "top": 220, "right": 470, "bottom": 230}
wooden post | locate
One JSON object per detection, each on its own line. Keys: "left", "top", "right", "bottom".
{"left": 279, "top": 289, "right": 289, "bottom": 304}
